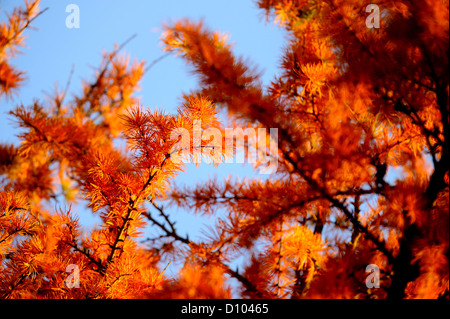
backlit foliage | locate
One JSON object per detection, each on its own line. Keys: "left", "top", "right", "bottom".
{"left": 0, "top": 0, "right": 448, "bottom": 299}
{"left": 0, "top": 0, "right": 41, "bottom": 98}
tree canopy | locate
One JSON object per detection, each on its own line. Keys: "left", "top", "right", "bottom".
{"left": 0, "top": 0, "right": 448, "bottom": 299}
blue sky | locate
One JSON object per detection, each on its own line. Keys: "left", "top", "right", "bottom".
{"left": 0, "top": 0, "right": 286, "bottom": 269}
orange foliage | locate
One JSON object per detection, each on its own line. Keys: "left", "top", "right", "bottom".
{"left": 0, "top": 0, "right": 448, "bottom": 299}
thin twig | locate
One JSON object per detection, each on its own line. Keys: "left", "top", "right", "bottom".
{"left": 60, "top": 64, "right": 75, "bottom": 108}
{"left": 0, "top": 6, "right": 49, "bottom": 55}
{"left": 142, "top": 200, "right": 265, "bottom": 297}
{"left": 77, "top": 33, "right": 138, "bottom": 113}
{"left": 144, "top": 52, "right": 171, "bottom": 74}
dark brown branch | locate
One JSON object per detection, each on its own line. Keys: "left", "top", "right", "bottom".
{"left": 67, "top": 242, "right": 106, "bottom": 274}
{"left": 143, "top": 200, "right": 266, "bottom": 297}
{"left": 282, "top": 149, "right": 395, "bottom": 264}
{"left": 144, "top": 201, "right": 191, "bottom": 246}
{"left": 0, "top": 6, "right": 49, "bottom": 56}
{"left": 1, "top": 273, "right": 27, "bottom": 299}
{"left": 107, "top": 154, "right": 170, "bottom": 264}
